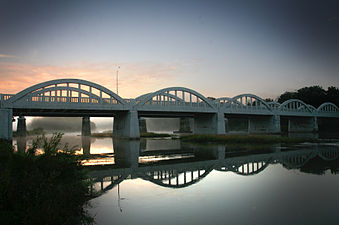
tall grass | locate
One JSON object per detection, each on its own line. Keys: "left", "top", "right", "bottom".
{"left": 0, "top": 133, "right": 94, "bottom": 225}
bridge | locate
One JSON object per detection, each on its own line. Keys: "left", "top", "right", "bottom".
{"left": 1, "top": 78, "right": 339, "bottom": 139}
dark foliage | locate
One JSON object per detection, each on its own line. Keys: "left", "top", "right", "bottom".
{"left": 277, "top": 86, "right": 339, "bottom": 108}
{"left": 0, "top": 134, "right": 94, "bottom": 225}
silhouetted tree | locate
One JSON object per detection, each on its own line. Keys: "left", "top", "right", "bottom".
{"left": 277, "top": 86, "right": 339, "bottom": 108}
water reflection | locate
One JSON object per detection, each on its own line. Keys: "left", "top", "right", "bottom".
{"left": 87, "top": 140, "right": 339, "bottom": 198}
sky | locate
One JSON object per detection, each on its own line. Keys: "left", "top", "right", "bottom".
{"left": 1, "top": 0, "right": 339, "bottom": 99}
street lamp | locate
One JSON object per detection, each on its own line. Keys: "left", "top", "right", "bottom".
{"left": 116, "top": 66, "right": 120, "bottom": 95}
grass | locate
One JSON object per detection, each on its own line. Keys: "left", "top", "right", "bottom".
{"left": 140, "top": 132, "right": 171, "bottom": 138}
{"left": 180, "top": 134, "right": 320, "bottom": 144}
{"left": 0, "top": 133, "right": 94, "bottom": 225}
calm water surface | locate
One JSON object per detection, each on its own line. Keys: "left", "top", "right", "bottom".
{"left": 14, "top": 135, "right": 339, "bottom": 225}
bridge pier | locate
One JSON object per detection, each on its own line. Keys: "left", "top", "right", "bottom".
{"left": 17, "top": 115, "right": 27, "bottom": 137}
{"left": 0, "top": 109, "right": 13, "bottom": 140}
{"left": 113, "top": 110, "right": 140, "bottom": 138}
{"left": 179, "top": 117, "right": 192, "bottom": 133}
{"left": 288, "top": 116, "right": 318, "bottom": 133}
{"left": 139, "top": 117, "right": 147, "bottom": 133}
{"left": 194, "top": 112, "right": 225, "bottom": 135}
{"left": 82, "top": 136, "right": 91, "bottom": 155}
{"left": 82, "top": 116, "right": 91, "bottom": 136}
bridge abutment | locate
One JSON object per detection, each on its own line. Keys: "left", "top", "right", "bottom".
{"left": 113, "top": 110, "right": 140, "bottom": 138}
{"left": 17, "top": 115, "right": 27, "bottom": 137}
{"left": 194, "top": 112, "right": 225, "bottom": 135}
{"left": 0, "top": 109, "right": 13, "bottom": 140}
{"left": 82, "top": 116, "right": 91, "bottom": 136}
{"left": 288, "top": 116, "right": 318, "bottom": 133}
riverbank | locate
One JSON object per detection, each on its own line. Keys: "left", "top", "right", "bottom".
{"left": 0, "top": 134, "right": 94, "bottom": 225}
{"left": 180, "top": 134, "right": 324, "bottom": 144}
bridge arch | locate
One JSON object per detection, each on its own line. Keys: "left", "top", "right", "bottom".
{"left": 317, "top": 102, "right": 339, "bottom": 113}
{"left": 136, "top": 87, "right": 216, "bottom": 111}
{"left": 279, "top": 99, "right": 313, "bottom": 113}
{"left": 7, "top": 79, "right": 127, "bottom": 106}
{"left": 230, "top": 94, "right": 273, "bottom": 112}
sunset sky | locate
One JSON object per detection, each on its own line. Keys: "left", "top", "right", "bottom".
{"left": 1, "top": 0, "right": 339, "bottom": 99}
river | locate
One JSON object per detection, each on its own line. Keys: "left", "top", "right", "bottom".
{"left": 13, "top": 134, "right": 339, "bottom": 225}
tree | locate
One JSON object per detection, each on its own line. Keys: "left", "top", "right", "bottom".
{"left": 277, "top": 86, "right": 339, "bottom": 108}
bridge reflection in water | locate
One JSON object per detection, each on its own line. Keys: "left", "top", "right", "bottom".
{"left": 85, "top": 138, "right": 339, "bottom": 198}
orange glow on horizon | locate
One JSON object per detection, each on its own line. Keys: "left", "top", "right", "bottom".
{"left": 0, "top": 61, "right": 178, "bottom": 98}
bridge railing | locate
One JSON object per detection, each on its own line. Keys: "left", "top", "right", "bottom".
{"left": 0, "top": 94, "right": 14, "bottom": 101}
{"left": 143, "top": 100, "right": 209, "bottom": 108}
{"left": 27, "top": 96, "right": 120, "bottom": 104}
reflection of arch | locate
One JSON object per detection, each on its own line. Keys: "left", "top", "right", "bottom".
{"left": 91, "top": 175, "right": 128, "bottom": 198}
{"left": 318, "top": 149, "right": 339, "bottom": 161}
{"left": 7, "top": 79, "right": 127, "bottom": 106}
{"left": 279, "top": 99, "right": 313, "bottom": 113}
{"left": 140, "top": 167, "right": 213, "bottom": 188}
{"left": 136, "top": 87, "right": 216, "bottom": 110}
{"left": 317, "top": 102, "right": 339, "bottom": 113}
{"left": 281, "top": 152, "right": 316, "bottom": 169}
{"left": 230, "top": 94, "right": 273, "bottom": 112}
{"left": 217, "top": 159, "right": 271, "bottom": 176}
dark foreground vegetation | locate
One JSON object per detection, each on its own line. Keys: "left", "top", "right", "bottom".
{"left": 180, "top": 134, "right": 320, "bottom": 144}
{"left": 0, "top": 133, "right": 94, "bottom": 225}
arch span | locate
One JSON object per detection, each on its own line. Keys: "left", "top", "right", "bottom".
{"left": 136, "top": 87, "right": 216, "bottom": 111}
{"left": 230, "top": 94, "right": 273, "bottom": 112}
{"left": 7, "top": 79, "right": 127, "bottom": 106}
{"left": 317, "top": 102, "right": 339, "bottom": 113}
{"left": 279, "top": 99, "right": 313, "bottom": 113}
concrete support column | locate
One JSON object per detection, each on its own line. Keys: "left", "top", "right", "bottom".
{"left": 194, "top": 112, "right": 225, "bottom": 135}
{"left": 81, "top": 136, "right": 91, "bottom": 155}
{"left": 0, "top": 109, "right": 13, "bottom": 140}
{"left": 313, "top": 117, "right": 319, "bottom": 132}
{"left": 271, "top": 115, "right": 281, "bottom": 133}
{"left": 113, "top": 110, "right": 140, "bottom": 138}
{"left": 224, "top": 118, "right": 229, "bottom": 133}
{"left": 139, "top": 117, "right": 147, "bottom": 133}
{"left": 82, "top": 116, "right": 91, "bottom": 136}
{"left": 17, "top": 115, "right": 27, "bottom": 137}
{"left": 179, "top": 117, "right": 191, "bottom": 133}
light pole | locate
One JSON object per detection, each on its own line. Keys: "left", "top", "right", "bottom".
{"left": 116, "top": 66, "right": 120, "bottom": 95}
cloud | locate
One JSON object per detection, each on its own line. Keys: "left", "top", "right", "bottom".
{"left": 0, "top": 61, "right": 180, "bottom": 97}
{"left": 0, "top": 54, "right": 16, "bottom": 58}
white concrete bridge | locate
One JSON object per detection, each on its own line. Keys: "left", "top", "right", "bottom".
{"left": 1, "top": 78, "right": 339, "bottom": 139}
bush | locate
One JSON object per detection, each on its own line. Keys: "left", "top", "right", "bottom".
{"left": 0, "top": 133, "right": 94, "bottom": 225}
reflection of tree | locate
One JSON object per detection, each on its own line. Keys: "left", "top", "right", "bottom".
{"left": 299, "top": 157, "right": 339, "bottom": 175}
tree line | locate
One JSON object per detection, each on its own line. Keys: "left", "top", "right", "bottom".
{"left": 276, "top": 86, "right": 339, "bottom": 108}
